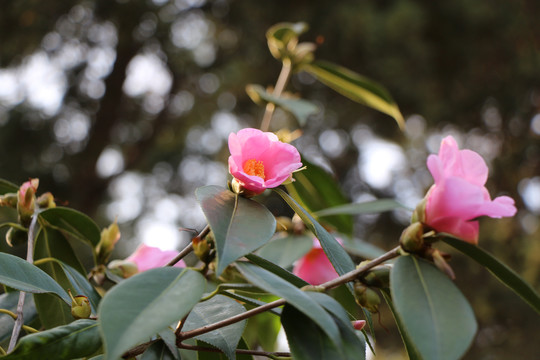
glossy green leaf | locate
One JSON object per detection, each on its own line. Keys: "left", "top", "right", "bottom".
{"left": 0, "top": 178, "right": 18, "bottom": 195}
{"left": 246, "top": 84, "right": 318, "bottom": 125}
{"left": 0, "top": 252, "right": 70, "bottom": 304}
{"left": 245, "top": 253, "right": 308, "bottom": 288}
{"left": 195, "top": 186, "right": 276, "bottom": 276}
{"left": 34, "top": 227, "right": 83, "bottom": 328}
{"left": 235, "top": 261, "right": 341, "bottom": 346}
{"left": 141, "top": 341, "right": 176, "bottom": 360}
{"left": 220, "top": 291, "right": 282, "bottom": 317}
{"left": 274, "top": 188, "right": 355, "bottom": 290}
{"left": 286, "top": 157, "right": 353, "bottom": 235}
{"left": 3, "top": 319, "right": 101, "bottom": 360}
{"left": 381, "top": 289, "right": 421, "bottom": 360}
{"left": 158, "top": 329, "right": 182, "bottom": 360}
{"left": 302, "top": 60, "right": 404, "bottom": 129}
{"left": 99, "top": 267, "right": 206, "bottom": 360}
{"left": 256, "top": 235, "right": 312, "bottom": 268}
{"left": 195, "top": 338, "right": 253, "bottom": 360}
{"left": 315, "top": 199, "right": 408, "bottom": 217}
{"left": 54, "top": 260, "right": 101, "bottom": 315}
{"left": 390, "top": 256, "right": 477, "bottom": 360}
{"left": 341, "top": 235, "right": 386, "bottom": 259}
{"left": 281, "top": 303, "right": 365, "bottom": 360}
{"left": 0, "top": 292, "right": 38, "bottom": 344}
{"left": 39, "top": 207, "right": 101, "bottom": 247}
{"left": 442, "top": 236, "right": 540, "bottom": 314}
{"left": 183, "top": 295, "right": 246, "bottom": 360}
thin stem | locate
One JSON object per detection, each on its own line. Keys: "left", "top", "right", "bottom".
{"left": 9, "top": 213, "right": 39, "bottom": 352}
{"left": 177, "top": 298, "right": 286, "bottom": 342}
{"left": 166, "top": 224, "right": 210, "bottom": 267}
{"left": 178, "top": 343, "right": 291, "bottom": 359}
{"left": 121, "top": 339, "right": 158, "bottom": 359}
{"left": 260, "top": 59, "right": 293, "bottom": 132}
{"left": 177, "top": 246, "right": 401, "bottom": 342}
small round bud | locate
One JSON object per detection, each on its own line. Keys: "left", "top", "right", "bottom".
{"left": 354, "top": 282, "right": 381, "bottom": 313}
{"left": 96, "top": 220, "right": 121, "bottom": 264}
{"left": 352, "top": 320, "right": 366, "bottom": 331}
{"left": 411, "top": 197, "right": 427, "bottom": 223}
{"left": 37, "top": 192, "right": 56, "bottom": 209}
{"left": 17, "top": 179, "right": 39, "bottom": 227}
{"left": 69, "top": 290, "right": 91, "bottom": 319}
{"left": 362, "top": 265, "right": 391, "bottom": 288}
{"left": 108, "top": 260, "right": 138, "bottom": 278}
{"left": 400, "top": 222, "right": 425, "bottom": 253}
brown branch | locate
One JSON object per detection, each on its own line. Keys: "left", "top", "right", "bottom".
{"left": 178, "top": 343, "right": 291, "bottom": 359}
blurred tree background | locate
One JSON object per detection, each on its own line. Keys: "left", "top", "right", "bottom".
{"left": 0, "top": 0, "right": 539, "bottom": 358}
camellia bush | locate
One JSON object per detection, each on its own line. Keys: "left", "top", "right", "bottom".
{"left": 0, "top": 23, "right": 538, "bottom": 360}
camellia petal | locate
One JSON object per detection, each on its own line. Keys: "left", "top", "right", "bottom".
{"left": 424, "top": 136, "right": 517, "bottom": 243}
{"left": 126, "top": 244, "right": 185, "bottom": 272}
{"left": 228, "top": 128, "right": 302, "bottom": 194}
{"left": 292, "top": 238, "right": 340, "bottom": 285}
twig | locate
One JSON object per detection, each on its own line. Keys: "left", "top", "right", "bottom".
{"left": 178, "top": 343, "right": 291, "bottom": 359}
{"left": 166, "top": 224, "right": 210, "bottom": 267}
{"left": 121, "top": 339, "right": 158, "bottom": 359}
{"left": 260, "top": 59, "right": 293, "bottom": 132}
{"left": 177, "top": 246, "right": 401, "bottom": 342}
{"left": 8, "top": 213, "right": 39, "bottom": 352}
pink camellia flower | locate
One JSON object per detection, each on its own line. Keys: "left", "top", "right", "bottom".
{"left": 292, "top": 239, "right": 339, "bottom": 285}
{"left": 126, "top": 244, "right": 185, "bottom": 272}
{"left": 228, "top": 128, "right": 302, "bottom": 194}
{"left": 424, "top": 136, "right": 517, "bottom": 244}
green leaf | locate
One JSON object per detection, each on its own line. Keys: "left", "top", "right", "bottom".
{"left": 442, "top": 236, "right": 540, "bottom": 314}
{"left": 281, "top": 303, "right": 365, "bottom": 360}
{"left": 141, "top": 341, "right": 177, "bottom": 360}
{"left": 235, "top": 261, "right": 341, "bottom": 346}
{"left": 274, "top": 188, "right": 355, "bottom": 291}
{"left": 3, "top": 319, "right": 101, "bottom": 360}
{"left": 195, "top": 338, "right": 253, "bottom": 360}
{"left": 34, "top": 227, "right": 84, "bottom": 328}
{"left": 0, "top": 292, "right": 38, "bottom": 344}
{"left": 381, "top": 289, "right": 421, "bottom": 360}
{"left": 54, "top": 260, "right": 101, "bottom": 315}
{"left": 303, "top": 60, "right": 404, "bottom": 129}
{"left": 98, "top": 267, "right": 206, "bottom": 360}
{"left": 158, "top": 328, "right": 182, "bottom": 360}
{"left": 245, "top": 254, "right": 308, "bottom": 288}
{"left": 286, "top": 157, "right": 353, "bottom": 236}
{"left": 0, "top": 179, "right": 18, "bottom": 195}
{"left": 196, "top": 186, "right": 276, "bottom": 276}
{"left": 341, "top": 235, "right": 386, "bottom": 259}
{"left": 39, "top": 207, "right": 101, "bottom": 248}
{"left": 0, "top": 252, "right": 70, "bottom": 304}
{"left": 220, "top": 291, "right": 282, "bottom": 317}
{"left": 183, "top": 295, "right": 246, "bottom": 360}
{"left": 256, "top": 235, "right": 313, "bottom": 268}
{"left": 246, "top": 84, "right": 319, "bottom": 125}
{"left": 315, "top": 199, "right": 408, "bottom": 217}
{"left": 390, "top": 256, "right": 477, "bottom": 360}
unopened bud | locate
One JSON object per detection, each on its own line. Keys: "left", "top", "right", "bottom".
{"left": 354, "top": 282, "right": 381, "bottom": 314}
{"left": 96, "top": 220, "right": 121, "bottom": 264}
{"left": 362, "top": 265, "right": 391, "bottom": 288}
{"left": 230, "top": 178, "right": 259, "bottom": 198}
{"left": 69, "top": 290, "right": 91, "bottom": 319}
{"left": 0, "top": 193, "right": 17, "bottom": 208}
{"left": 193, "top": 235, "right": 214, "bottom": 263}
{"left": 108, "top": 259, "right": 138, "bottom": 278}
{"left": 17, "top": 179, "right": 39, "bottom": 227}
{"left": 352, "top": 320, "right": 366, "bottom": 331}
{"left": 37, "top": 192, "right": 56, "bottom": 209}
{"left": 400, "top": 222, "right": 425, "bottom": 253}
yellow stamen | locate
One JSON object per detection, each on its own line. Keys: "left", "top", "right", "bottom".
{"left": 243, "top": 159, "right": 265, "bottom": 179}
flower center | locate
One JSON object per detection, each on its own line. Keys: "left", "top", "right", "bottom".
{"left": 243, "top": 159, "right": 265, "bottom": 179}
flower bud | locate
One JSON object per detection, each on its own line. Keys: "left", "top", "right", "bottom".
{"left": 352, "top": 320, "right": 366, "bottom": 331}
{"left": 36, "top": 192, "right": 56, "bottom": 209}
{"left": 354, "top": 282, "right": 381, "bottom": 314}
{"left": 96, "top": 220, "right": 121, "bottom": 264}
{"left": 275, "top": 216, "right": 293, "bottom": 232}
{"left": 361, "top": 265, "right": 391, "bottom": 288}
{"left": 193, "top": 235, "right": 214, "bottom": 264}
{"left": 0, "top": 193, "right": 17, "bottom": 208}
{"left": 17, "top": 179, "right": 39, "bottom": 227}
{"left": 400, "top": 222, "right": 425, "bottom": 253}
{"left": 69, "top": 290, "right": 91, "bottom": 319}
{"left": 108, "top": 259, "right": 138, "bottom": 278}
